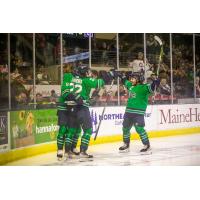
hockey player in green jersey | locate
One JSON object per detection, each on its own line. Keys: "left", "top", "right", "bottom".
{"left": 117, "top": 72, "right": 160, "bottom": 153}
{"left": 64, "top": 65, "right": 105, "bottom": 161}
{"left": 56, "top": 65, "right": 81, "bottom": 160}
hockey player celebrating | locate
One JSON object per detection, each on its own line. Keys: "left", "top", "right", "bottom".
{"left": 56, "top": 65, "right": 81, "bottom": 160}
{"left": 64, "top": 65, "right": 105, "bottom": 161}
{"left": 117, "top": 72, "right": 160, "bottom": 153}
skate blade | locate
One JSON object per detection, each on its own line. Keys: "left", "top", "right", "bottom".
{"left": 72, "top": 152, "right": 80, "bottom": 156}
{"left": 140, "top": 150, "right": 152, "bottom": 155}
{"left": 119, "top": 149, "right": 130, "bottom": 153}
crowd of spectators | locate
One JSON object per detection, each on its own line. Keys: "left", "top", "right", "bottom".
{"left": 90, "top": 34, "right": 200, "bottom": 105}
{"left": 0, "top": 65, "right": 9, "bottom": 109}
{"left": 0, "top": 65, "right": 59, "bottom": 109}
{"left": 92, "top": 38, "right": 117, "bottom": 67}
{"left": 1, "top": 34, "right": 200, "bottom": 110}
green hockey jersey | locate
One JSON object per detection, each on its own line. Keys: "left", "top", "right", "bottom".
{"left": 58, "top": 73, "right": 104, "bottom": 110}
{"left": 57, "top": 72, "right": 74, "bottom": 111}
{"left": 80, "top": 77, "right": 104, "bottom": 107}
{"left": 124, "top": 80, "right": 153, "bottom": 115}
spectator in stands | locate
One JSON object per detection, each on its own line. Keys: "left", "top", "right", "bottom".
{"left": 115, "top": 85, "right": 127, "bottom": 97}
{"left": 145, "top": 59, "right": 154, "bottom": 79}
{"left": 36, "top": 67, "right": 43, "bottom": 83}
{"left": 174, "top": 65, "right": 187, "bottom": 82}
{"left": 36, "top": 93, "right": 43, "bottom": 103}
{"left": 15, "top": 92, "right": 27, "bottom": 104}
{"left": 26, "top": 74, "right": 33, "bottom": 85}
{"left": 11, "top": 68, "right": 21, "bottom": 80}
{"left": 147, "top": 34, "right": 158, "bottom": 49}
{"left": 159, "top": 69, "right": 169, "bottom": 80}
{"left": 0, "top": 73, "right": 8, "bottom": 108}
{"left": 195, "top": 76, "right": 200, "bottom": 97}
{"left": 158, "top": 78, "right": 171, "bottom": 95}
{"left": 16, "top": 74, "right": 26, "bottom": 84}
{"left": 51, "top": 89, "right": 58, "bottom": 97}
{"left": 101, "top": 87, "right": 115, "bottom": 106}
{"left": 173, "top": 68, "right": 185, "bottom": 97}
{"left": 129, "top": 52, "right": 144, "bottom": 73}
{"left": 101, "top": 42, "right": 109, "bottom": 65}
{"left": 42, "top": 70, "right": 50, "bottom": 84}
{"left": 0, "top": 65, "right": 8, "bottom": 74}
{"left": 185, "top": 62, "right": 195, "bottom": 97}
{"left": 90, "top": 70, "right": 103, "bottom": 106}
{"left": 11, "top": 74, "right": 32, "bottom": 108}
{"left": 147, "top": 72, "right": 156, "bottom": 84}
{"left": 34, "top": 92, "right": 47, "bottom": 108}
{"left": 50, "top": 90, "right": 58, "bottom": 103}
{"left": 36, "top": 67, "right": 50, "bottom": 85}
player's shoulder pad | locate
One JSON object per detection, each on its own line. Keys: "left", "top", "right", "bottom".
{"left": 63, "top": 72, "right": 72, "bottom": 79}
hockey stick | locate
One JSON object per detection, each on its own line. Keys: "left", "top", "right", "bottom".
{"left": 152, "top": 35, "right": 163, "bottom": 99}
{"left": 148, "top": 35, "right": 163, "bottom": 115}
{"left": 154, "top": 35, "right": 163, "bottom": 77}
{"left": 94, "top": 79, "right": 115, "bottom": 141}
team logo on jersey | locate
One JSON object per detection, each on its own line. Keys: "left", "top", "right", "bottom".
{"left": 129, "top": 92, "right": 136, "bottom": 98}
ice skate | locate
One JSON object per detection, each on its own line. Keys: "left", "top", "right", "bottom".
{"left": 71, "top": 148, "right": 80, "bottom": 159}
{"left": 119, "top": 142, "right": 130, "bottom": 153}
{"left": 57, "top": 150, "right": 64, "bottom": 161}
{"left": 79, "top": 151, "right": 93, "bottom": 162}
{"left": 71, "top": 148, "right": 80, "bottom": 156}
{"left": 140, "top": 144, "right": 152, "bottom": 155}
{"left": 65, "top": 151, "right": 74, "bottom": 160}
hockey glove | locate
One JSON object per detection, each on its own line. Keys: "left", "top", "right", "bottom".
{"left": 109, "top": 69, "right": 123, "bottom": 79}
{"left": 65, "top": 93, "right": 76, "bottom": 101}
{"left": 110, "top": 70, "right": 127, "bottom": 84}
{"left": 150, "top": 79, "right": 160, "bottom": 91}
{"left": 108, "top": 69, "right": 116, "bottom": 79}
{"left": 74, "top": 95, "right": 84, "bottom": 105}
{"left": 120, "top": 74, "right": 127, "bottom": 84}
{"left": 89, "top": 97, "right": 97, "bottom": 106}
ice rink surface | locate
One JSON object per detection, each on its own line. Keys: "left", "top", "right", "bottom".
{"left": 6, "top": 133, "right": 200, "bottom": 166}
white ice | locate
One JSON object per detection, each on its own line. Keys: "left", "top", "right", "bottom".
{"left": 6, "top": 133, "right": 200, "bottom": 166}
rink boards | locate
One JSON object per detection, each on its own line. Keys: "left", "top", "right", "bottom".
{"left": 90, "top": 104, "right": 200, "bottom": 135}
{"left": 0, "top": 104, "right": 200, "bottom": 165}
